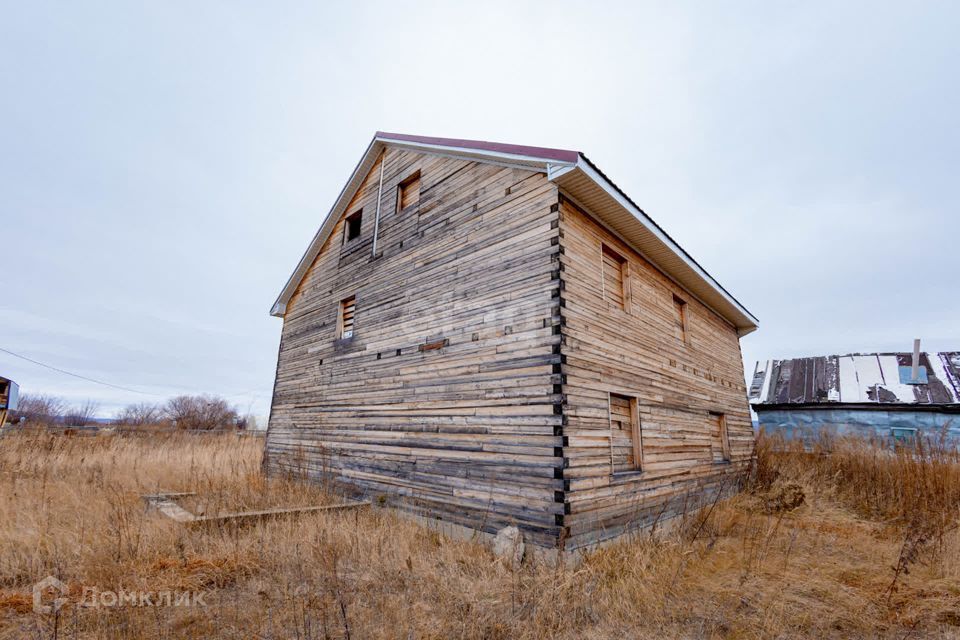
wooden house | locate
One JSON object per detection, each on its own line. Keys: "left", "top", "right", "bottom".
{"left": 0, "top": 376, "right": 19, "bottom": 428}
{"left": 265, "top": 133, "right": 759, "bottom": 550}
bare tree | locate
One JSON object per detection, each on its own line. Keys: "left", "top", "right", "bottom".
{"left": 63, "top": 400, "right": 100, "bottom": 426}
{"left": 115, "top": 402, "right": 164, "bottom": 426}
{"left": 10, "top": 394, "right": 66, "bottom": 426}
{"left": 164, "top": 395, "right": 238, "bottom": 430}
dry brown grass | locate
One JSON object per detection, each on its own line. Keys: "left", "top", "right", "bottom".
{"left": 1, "top": 428, "right": 959, "bottom": 639}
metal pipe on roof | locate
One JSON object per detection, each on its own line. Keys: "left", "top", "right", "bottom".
{"left": 912, "top": 338, "right": 922, "bottom": 382}
{"left": 371, "top": 151, "right": 385, "bottom": 257}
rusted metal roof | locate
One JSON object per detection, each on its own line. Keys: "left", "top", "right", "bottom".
{"left": 750, "top": 352, "right": 960, "bottom": 407}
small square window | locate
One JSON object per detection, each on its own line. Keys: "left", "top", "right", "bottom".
{"left": 891, "top": 427, "right": 918, "bottom": 443}
{"left": 344, "top": 210, "right": 362, "bottom": 242}
{"left": 397, "top": 171, "right": 421, "bottom": 212}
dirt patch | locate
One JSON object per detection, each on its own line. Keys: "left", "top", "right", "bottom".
{"left": 761, "top": 482, "right": 806, "bottom": 513}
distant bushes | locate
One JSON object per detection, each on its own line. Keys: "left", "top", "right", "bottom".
{"left": 63, "top": 400, "right": 100, "bottom": 426}
{"left": 162, "top": 395, "right": 239, "bottom": 430}
{"left": 10, "top": 393, "right": 245, "bottom": 431}
{"left": 10, "top": 395, "right": 100, "bottom": 427}
{"left": 114, "top": 402, "right": 164, "bottom": 426}
{"left": 115, "top": 394, "right": 242, "bottom": 430}
{"left": 10, "top": 394, "right": 67, "bottom": 426}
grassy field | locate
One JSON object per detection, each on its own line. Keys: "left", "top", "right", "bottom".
{"left": 1, "top": 429, "right": 959, "bottom": 639}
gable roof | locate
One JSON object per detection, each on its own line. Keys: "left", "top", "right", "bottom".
{"left": 271, "top": 132, "right": 759, "bottom": 335}
{"left": 750, "top": 352, "right": 960, "bottom": 408}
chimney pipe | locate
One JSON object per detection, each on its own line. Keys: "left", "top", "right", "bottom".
{"left": 912, "top": 338, "right": 921, "bottom": 382}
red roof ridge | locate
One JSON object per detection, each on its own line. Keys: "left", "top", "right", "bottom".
{"left": 375, "top": 131, "right": 580, "bottom": 164}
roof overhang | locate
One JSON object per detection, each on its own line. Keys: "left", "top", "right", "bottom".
{"left": 550, "top": 157, "right": 758, "bottom": 335}
{"left": 270, "top": 135, "right": 381, "bottom": 316}
{"left": 270, "top": 132, "right": 759, "bottom": 336}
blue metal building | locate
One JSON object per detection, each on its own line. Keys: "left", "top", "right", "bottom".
{"left": 749, "top": 351, "right": 960, "bottom": 443}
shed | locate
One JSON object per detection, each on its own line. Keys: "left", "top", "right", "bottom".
{"left": 0, "top": 376, "right": 19, "bottom": 428}
{"left": 750, "top": 351, "right": 960, "bottom": 443}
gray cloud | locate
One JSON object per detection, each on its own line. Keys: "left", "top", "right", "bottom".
{"left": 2, "top": 1, "right": 957, "bottom": 416}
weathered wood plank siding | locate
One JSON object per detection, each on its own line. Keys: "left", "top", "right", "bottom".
{"left": 557, "top": 197, "right": 754, "bottom": 549}
{"left": 267, "top": 144, "right": 755, "bottom": 550}
{"left": 266, "top": 150, "right": 565, "bottom": 545}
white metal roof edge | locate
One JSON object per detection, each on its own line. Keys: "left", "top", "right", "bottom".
{"left": 270, "top": 135, "right": 577, "bottom": 316}
{"left": 270, "top": 135, "right": 759, "bottom": 335}
{"left": 270, "top": 136, "right": 381, "bottom": 316}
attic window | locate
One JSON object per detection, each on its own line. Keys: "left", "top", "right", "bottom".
{"left": 672, "top": 294, "right": 689, "bottom": 344}
{"left": 601, "top": 245, "right": 628, "bottom": 310}
{"left": 338, "top": 296, "right": 356, "bottom": 339}
{"left": 397, "top": 172, "right": 421, "bottom": 212}
{"left": 344, "top": 210, "right": 362, "bottom": 242}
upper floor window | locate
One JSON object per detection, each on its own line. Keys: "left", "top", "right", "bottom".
{"left": 672, "top": 294, "right": 689, "bottom": 344}
{"left": 601, "top": 244, "right": 628, "bottom": 311}
{"left": 344, "top": 210, "right": 363, "bottom": 243}
{"left": 397, "top": 171, "right": 421, "bottom": 213}
{"left": 338, "top": 296, "right": 356, "bottom": 339}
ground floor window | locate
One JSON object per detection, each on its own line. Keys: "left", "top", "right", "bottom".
{"left": 609, "top": 393, "right": 642, "bottom": 473}
{"left": 890, "top": 427, "right": 918, "bottom": 443}
{"left": 710, "top": 411, "right": 731, "bottom": 462}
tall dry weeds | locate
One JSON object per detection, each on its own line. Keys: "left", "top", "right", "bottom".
{"left": 760, "top": 431, "right": 960, "bottom": 529}
{"left": 752, "top": 430, "right": 960, "bottom": 608}
{"left": 0, "top": 428, "right": 958, "bottom": 639}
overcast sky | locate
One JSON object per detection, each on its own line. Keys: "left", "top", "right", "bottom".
{"left": 2, "top": 2, "right": 957, "bottom": 418}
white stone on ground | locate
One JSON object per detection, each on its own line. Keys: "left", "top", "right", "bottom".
{"left": 492, "top": 526, "right": 524, "bottom": 568}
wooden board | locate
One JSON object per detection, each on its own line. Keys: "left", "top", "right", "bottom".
{"left": 142, "top": 493, "right": 368, "bottom": 525}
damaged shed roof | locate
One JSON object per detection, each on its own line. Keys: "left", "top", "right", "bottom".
{"left": 750, "top": 352, "right": 960, "bottom": 408}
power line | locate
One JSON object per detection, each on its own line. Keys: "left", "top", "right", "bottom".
{"left": 0, "top": 346, "right": 267, "bottom": 402}
{"left": 0, "top": 346, "right": 166, "bottom": 397}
